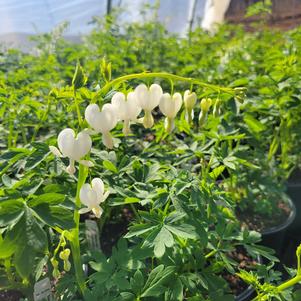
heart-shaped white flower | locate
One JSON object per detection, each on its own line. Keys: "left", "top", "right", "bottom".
{"left": 111, "top": 91, "right": 141, "bottom": 135}
{"left": 49, "top": 128, "right": 93, "bottom": 175}
{"left": 85, "top": 103, "right": 118, "bottom": 149}
{"left": 159, "top": 93, "right": 182, "bottom": 118}
{"left": 159, "top": 92, "right": 182, "bottom": 132}
{"left": 134, "top": 83, "right": 163, "bottom": 128}
{"left": 79, "top": 178, "right": 110, "bottom": 218}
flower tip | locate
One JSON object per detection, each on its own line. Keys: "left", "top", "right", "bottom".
{"left": 66, "top": 164, "right": 76, "bottom": 175}
{"left": 49, "top": 146, "right": 62, "bottom": 157}
{"left": 79, "top": 160, "right": 94, "bottom": 167}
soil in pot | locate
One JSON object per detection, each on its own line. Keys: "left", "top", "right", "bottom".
{"left": 0, "top": 290, "right": 23, "bottom": 301}
{"left": 236, "top": 198, "right": 296, "bottom": 259}
{"left": 223, "top": 246, "right": 258, "bottom": 300}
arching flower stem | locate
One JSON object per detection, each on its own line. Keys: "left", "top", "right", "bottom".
{"left": 94, "top": 72, "right": 235, "bottom": 100}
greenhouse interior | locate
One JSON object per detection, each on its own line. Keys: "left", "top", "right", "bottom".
{"left": 1, "top": 0, "right": 301, "bottom": 300}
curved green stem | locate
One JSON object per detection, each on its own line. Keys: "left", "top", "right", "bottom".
{"left": 252, "top": 276, "right": 301, "bottom": 301}
{"left": 94, "top": 72, "right": 235, "bottom": 100}
{"left": 204, "top": 249, "right": 218, "bottom": 259}
{"left": 69, "top": 164, "right": 88, "bottom": 295}
{"left": 251, "top": 244, "right": 301, "bottom": 301}
{"left": 74, "top": 88, "right": 83, "bottom": 128}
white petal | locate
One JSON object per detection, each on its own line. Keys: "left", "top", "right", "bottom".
{"left": 85, "top": 103, "right": 117, "bottom": 133}
{"left": 100, "top": 191, "right": 110, "bottom": 203}
{"left": 91, "top": 178, "right": 104, "bottom": 199}
{"left": 49, "top": 146, "right": 63, "bottom": 157}
{"left": 58, "top": 128, "right": 75, "bottom": 158}
{"left": 173, "top": 92, "right": 183, "bottom": 114}
{"left": 80, "top": 184, "right": 98, "bottom": 207}
{"left": 135, "top": 84, "right": 149, "bottom": 110}
{"left": 159, "top": 93, "right": 182, "bottom": 118}
{"left": 78, "top": 207, "right": 92, "bottom": 215}
{"left": 79, "top": 160, "right": 94, "bottom": 167}
{"left": 135, "top": 84, "right": 163, "bottom": 111}
{"left": 92, "top": 206, "right": 103, "bottom": 218}
{"left": 149, "top": 84, "right": 163, "bottom": 109}
{"left": 72, "top": 131, "right": 92, "bottom": 160}
{"left": 82, "top": 128, "right": 97, "bottom": 135}
{"left": 111, "top": 92, "right": 126, "bottom": 120}
{"left": 102, "top": 132, "right": 114, "bottom": 149}
{"left": 66, "top": 160, "right": 76, "bottom": 175}
{"left": 127, "top": 92, "right": 142, "bottom": 120}
{"left": 85, "top": 104, "right": 101, "bottom": 133}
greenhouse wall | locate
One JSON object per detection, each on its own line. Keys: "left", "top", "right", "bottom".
{"left": 226, "top": 0, "right": 301, "bottom": 22}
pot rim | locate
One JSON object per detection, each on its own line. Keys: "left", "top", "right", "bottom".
{"left": 235, "top": 285, "right": 254, "bottom": 301}
{"left": 262, "top": 197, "right": 296, "bottom": 235}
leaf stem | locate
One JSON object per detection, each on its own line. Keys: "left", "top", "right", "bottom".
{"left": 74, "top": 88, "right": 83, "bottom": 128}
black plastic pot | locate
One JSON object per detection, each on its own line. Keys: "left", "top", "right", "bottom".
{"left": 235, "top": 285, "right": 255, "bottom": 301}
{"left": 286, "top": 183, "right": 301, "bottom": 234}
{"left": 260, "top": 197, "right": 296, "bottom": 258}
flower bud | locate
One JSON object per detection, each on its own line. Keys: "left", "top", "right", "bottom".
{"left": 200, "top": 98, "right": 212, "bottom": 112}
{"left": 51, "top": 258, "right": 59, "bottom": 268}
{"left": 234, "top": 87, "right": 247, "bottom": 103}
{"left": 198, "top": 111, "right": 207, "bottom": 127}
{"left": 63, "top": 260, "right": 71, "bottom": 272}
{"left": 199, "top": 98, "right": 212, "bottom": 127}
{"left": 72, "top": 63, "right": 87, "bottom": 90}
{"left": 184, "top": 90, "right": 197, "bottom": 110}
{"left": 52, "top": 268, "right": 60, "bottom": 278}
{"left": 101, "top": 58, "right": 112, "bottom": 82}
{"left": 184, "top": 90, "right": 197, "bottom": 124}
{"left": 59, "top": 249, "right": 70, "bottom": 261}
{"left": 51, "top": 258, "right": 60, "bottom": 278}
{"left": 213, "top": 98, "right": 221, "bottom": 117}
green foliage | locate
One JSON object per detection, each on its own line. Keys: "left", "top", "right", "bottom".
{"left": 1, "top": 5, "right": 301, "bottom": 301}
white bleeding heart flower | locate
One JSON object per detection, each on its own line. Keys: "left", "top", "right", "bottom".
{"left": 79, "top": 178, "right": 110, "bottom": 218}
{"left": 85, "top": 103, "right": 118, "bottom": 149}
{"left": 111, "top": 91, "right": 141, "bottom": 135}
{"left": 159, "top": 92, "right": 183, "bottom": 132}
{"left": 49, "top": 128, "right": 93, "bottom": 175}
{"left": 184, "top": 90, "right": 197, "bottom": 123}
{"left": 134, "top": 83, "right": 163, "bottom": 128}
